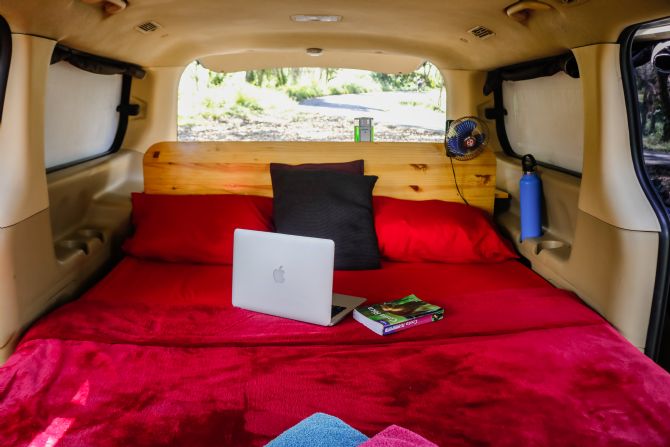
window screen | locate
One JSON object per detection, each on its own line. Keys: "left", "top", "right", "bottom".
{"left": 502, "top": 72, "right": 584, "bottom": 173}
{"left": 44, "top": 61, "right": 122, "bottom": 169}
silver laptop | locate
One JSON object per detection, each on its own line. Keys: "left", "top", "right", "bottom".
{"left": 232, "top": 229, "right": 366, "bottom": 326}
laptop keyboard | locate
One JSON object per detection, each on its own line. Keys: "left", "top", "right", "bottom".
{"left": 331, "top": 305, "right": 347, "bottom": 318}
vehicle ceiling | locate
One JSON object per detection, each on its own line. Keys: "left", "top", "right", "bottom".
{"left": 0, "top": 0, "right": 669, "bottom": 70}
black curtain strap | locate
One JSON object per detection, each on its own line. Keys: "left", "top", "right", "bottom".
{"left": 51, "top": 44, "right": 145, "bottom": 79}
{"left": 483, "top": 52, "right": 579, "bottom": 96}
{"left": 116, "top": 103, "right": 140, "bottom": 116}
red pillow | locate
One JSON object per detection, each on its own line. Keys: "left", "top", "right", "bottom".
{"left": 373, "top": 196, "right": 517, "bottom": 263}
{"left": 123, "top": 193, "right": 273, "bottom": 264}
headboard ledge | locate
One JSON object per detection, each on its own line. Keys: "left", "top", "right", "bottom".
{"left": 143, "top": 141, "right": 496, "bottom": 213}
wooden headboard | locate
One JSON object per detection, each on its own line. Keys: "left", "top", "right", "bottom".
{"left": 144, "top": 141, "right": 497, "bottom": 213}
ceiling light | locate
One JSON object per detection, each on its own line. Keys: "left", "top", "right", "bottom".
{"left": 306, "top": 48, "right": 324, "bottom": 57}
{"left": 291, "top": 15, "right": 342, "bottom": 23}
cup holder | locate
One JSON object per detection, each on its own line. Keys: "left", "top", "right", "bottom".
{"left": 76, "top": 228, "right": 105, "bottom": 242}
{"left": 55, "top": 228, "right": 107, "bottom": 262}
{"left": 57, "top": 239, "right": 90, "bottom": 255}
{"left": 535, "top": 240, "right": 566, "bottom": 255}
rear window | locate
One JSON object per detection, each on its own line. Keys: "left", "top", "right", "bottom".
{"left": 502, "top": 71, "right": 584, "bottom": 173}
{"left": 178, "top": 63, "right": 446, "bottom": 143}
{"left": 44, "top": 61, "right": 122, "bottom": 169}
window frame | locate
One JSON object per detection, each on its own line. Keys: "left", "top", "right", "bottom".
{"left": 0, "top": 15, "right": 12, "bottom": 124}
{"left": 488, "top": 53, "right": 583, "bottom": 178}
{"left": 620, "top": 18, "right": 670, "bottom": 368}
{"left": 45, "top": 47, "right": 139, "bottom": 173}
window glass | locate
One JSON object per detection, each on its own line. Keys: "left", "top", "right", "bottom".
{"left": 44, "top": 61, "right": 122, "bottom": 169}
{"left": 634, "top": 39, "right": 670, "bottom": 208}
{"left": 178, "top": 62, "right": 446, "bottom": 142}
{"left": 503, "top": 72, "right": 584, "bottom": 173}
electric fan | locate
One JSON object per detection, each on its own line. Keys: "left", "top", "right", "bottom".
{"left": 445, "top": 116, "right": 489, "bottom": 160}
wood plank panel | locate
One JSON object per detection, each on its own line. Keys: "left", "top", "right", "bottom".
{"left": 143, "top": 141, "right": 496, "bottom": 213}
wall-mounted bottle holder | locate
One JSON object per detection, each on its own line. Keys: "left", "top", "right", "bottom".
{"left": 535, "top": 239, "right": 566, "bottom": 255}
{"left": 55, "top": 228, "right": 106, "bottom": 263}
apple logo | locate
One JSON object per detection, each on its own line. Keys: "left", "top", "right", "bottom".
{"left": 273, "top": 266, "right": 285, "bottom": 284}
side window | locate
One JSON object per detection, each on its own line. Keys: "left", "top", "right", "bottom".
{"left": 634, "top": 40, "right": 670, "bottom": 208}
{"left": 44, "top": 61, "right": 123, "bottom": 170}
{"left": 502, "top": 71, "right": 584, "bottom": 173}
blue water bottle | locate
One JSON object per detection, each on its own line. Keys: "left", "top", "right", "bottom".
{"left": 520, "top": 154, "right": 542, "bottom": 241}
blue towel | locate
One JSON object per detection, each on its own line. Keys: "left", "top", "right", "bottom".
{"left": 266, "top": 413, "right": 369, "bottom": 447}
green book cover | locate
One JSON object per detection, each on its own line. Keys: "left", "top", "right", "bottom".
{"left": 353, "top": 294, "right": 443, "bottom": 335}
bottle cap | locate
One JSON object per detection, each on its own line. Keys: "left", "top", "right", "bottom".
{"left": 522, "top": 154, "right": 537, "bottom": 173}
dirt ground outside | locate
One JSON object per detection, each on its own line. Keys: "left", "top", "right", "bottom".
{"left": 178, "top": 91, "right": 445, "bottom": 143}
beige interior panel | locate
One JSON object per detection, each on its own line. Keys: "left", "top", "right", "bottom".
{"left": 493, "top": 44, "right": 664, "bottom": 350}
{"left": 200, "top": 51, "right": 424, "bottom": 74}
{"left": 0, "top": 151, "right": 143, "bottom": 364}
{"left": 441, "top": 70, "right": 489, "bottom": 120}
{"left": 0, "top": 34, "right": 54, "bottom": 227}
{"left": 497, "top": 153, "right": 580, "bottom": 243}
{"left": 573, "top": 44, "right": 659, "bottom": 232}
{"left": 496, "top": 153, "right": 658, "bottom": 350}
{"left": 47, "top": 149, "right": 143, "bottom": 241}
{"left": 123, "top": 67, "right": 182, "bottom": 154}
{"left": 0, "top": 209, "right": 108, "bottom": 359}
{"left": 2, "top": 1, "right": 670, "bottom": 71}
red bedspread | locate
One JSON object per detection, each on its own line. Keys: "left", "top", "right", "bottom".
{"left": 2, "top": 258, "right": 670, "bottom": 446}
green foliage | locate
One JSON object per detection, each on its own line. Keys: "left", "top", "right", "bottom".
{"left": 372, "top": 62, "right": 443, "bottom": 91}
{"left": 328, "top": 83, "right": 369, "bottom": 95}
{"left": 283, "top": 84, "right": 326, "bottom": 102}
{"left": 208, "top": 71, "right": 228, "bottom": 86}
{"left": 246, "top": 68, "right": 292, "bottom": 87}
{"left": 372, "top": 72, "right": 419, "bottom": 91}
{"left": 636, "top": 61, "right": 670, "bottom": 150}
{"left": 235, "top": 92, "right": 264, "bottom": 113}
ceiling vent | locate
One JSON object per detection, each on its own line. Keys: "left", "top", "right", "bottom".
{"left": 135, "top": 21, "right": 162, "bottom": 34}
{"left": 468, "top": 25, "right": 495, "bottom": 40}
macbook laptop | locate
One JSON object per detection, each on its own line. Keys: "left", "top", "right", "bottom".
{"left": 232, "top": 229, "right": 366, "bottom": 326}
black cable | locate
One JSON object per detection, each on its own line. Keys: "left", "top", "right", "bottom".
{"left": 449, "top": 155, "right": 469, "bottom": 206}
{"left": 444, "top": 128, "right": 470, "bottom": 206}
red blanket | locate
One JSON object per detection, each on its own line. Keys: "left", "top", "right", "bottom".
{"left": 2, "top": 258, "right": 670, "bottom": 446}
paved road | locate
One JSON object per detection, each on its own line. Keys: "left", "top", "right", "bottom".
{"left": 298, "top": 91, "right": 446, "bottom": 132}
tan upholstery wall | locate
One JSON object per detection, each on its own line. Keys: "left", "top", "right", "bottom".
{"left": 123, "top": 67, "right": 182, "bottom": 154}
{"left": 0, "top": 34, "right": 144, "bottom": 364}
{"left": 573, "top": 44, "right": 659, "bottom": 232}
{"left": 494, "top": 44, "right": 662, "bottom": 350}
{"left": 496, "top": 154, "right": 658, "bottom": 349}
{"left": 0, "top": 34, "right": 54, "bottom": 227}
{"left": 441, "top": 69, "right": 489, "bottom": 120}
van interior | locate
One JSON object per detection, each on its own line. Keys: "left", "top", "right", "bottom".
{"left": 1, "top": 1, "right": 670, "bottom": 445}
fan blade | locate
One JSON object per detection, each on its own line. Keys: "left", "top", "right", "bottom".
{"left": 455, "top": 119, "right": 477, "bottom": 135}
{"left": 447, "top": 136, "right": 462, "bottom": 152}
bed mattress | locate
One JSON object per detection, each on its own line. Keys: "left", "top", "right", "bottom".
{"left": 2, "top": 257, "right": 670, "bottom": 446}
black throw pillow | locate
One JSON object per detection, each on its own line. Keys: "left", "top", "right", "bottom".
{"left": 271, "top": 168, "right": 380, "bottom": 270}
